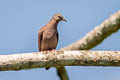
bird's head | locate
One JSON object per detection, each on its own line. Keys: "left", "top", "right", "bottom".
{"left": 53, "top": 13, "right": 67, "bottom": 22}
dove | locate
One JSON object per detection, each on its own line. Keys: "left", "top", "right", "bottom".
{"left": 38, "top": 13, "right": 66, "bottom": 70}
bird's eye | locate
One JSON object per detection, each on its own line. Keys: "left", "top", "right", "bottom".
{"left": 57, "top": 15, "right": 60, "bottom": 17}
{"left": 58, "top": 16, "right": 62, "bottom": 19}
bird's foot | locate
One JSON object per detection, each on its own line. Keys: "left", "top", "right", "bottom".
{"left": 40, "top": 49, "right": 57, "bottom": 54}
{"left": 44, "top": 49, "right": 56, "bottom": 52}
{"left": 51, "top": 49, "right": 57, "bottom": 51}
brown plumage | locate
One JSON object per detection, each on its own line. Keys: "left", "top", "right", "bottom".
{"left": 38, "top": 13, "right": 66, "bottom": 70}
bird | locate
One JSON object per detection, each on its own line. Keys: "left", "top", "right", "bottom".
{"left": 38, "top": 13, "right": 67, "bottom": 70}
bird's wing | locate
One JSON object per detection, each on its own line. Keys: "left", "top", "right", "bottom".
{"left": 56, "top": 31, "right": 59, "bottom": 43}
{"left": 38, "top": 29, "right": 43, "bottom": 51}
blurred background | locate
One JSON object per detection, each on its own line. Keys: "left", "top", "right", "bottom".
{"left": 0, "top": 0, "right": 120, "bottom": 80}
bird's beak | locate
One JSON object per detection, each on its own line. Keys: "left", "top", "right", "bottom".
{"left": 62, "top": 18, "right": 67, "bottom": 22}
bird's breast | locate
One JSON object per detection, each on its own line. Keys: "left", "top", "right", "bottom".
{"left": 41, "top": 31, "right": 58, "bottom": 50}
{"left": 43, "top": 30, "right": 57, "bottom": 40}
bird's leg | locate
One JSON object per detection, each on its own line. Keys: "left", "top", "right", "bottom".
{"left": 51, "top": 49, "right": 57, "bottom": 51}
{"left": 40, "top": 50, "right": 48, "bottom": 54}
{"left": 48, "top": 49, "right": 57, "bottom": 52}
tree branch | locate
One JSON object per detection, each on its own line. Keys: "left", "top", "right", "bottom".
{"left": 1, "top": 50, "right": 120, "bottom": 71}
{"left": 57, "top": 10, "right": 120, "bottom": 80}
{"left": 56, "top": 10, "right": 120, "bottom": 80}
{"left": 56, "top": 67, "right": 69, "bottom": 80}
{"left": 61, "top": 10, "right": 120, "bottom": 50}
{"left": 1, "top": 10, "right": 120, "bottom": 80}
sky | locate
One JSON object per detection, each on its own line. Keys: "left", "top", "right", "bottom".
{"left": 0, "top": 0, "right": 120, "bottom": 80}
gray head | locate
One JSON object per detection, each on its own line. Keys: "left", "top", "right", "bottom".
{"left": 53, "top": 13, "right": 67, "bottom": 22}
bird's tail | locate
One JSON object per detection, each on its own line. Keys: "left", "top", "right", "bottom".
{"left": 45, "top": 67, "right": 50, "bottom": 70}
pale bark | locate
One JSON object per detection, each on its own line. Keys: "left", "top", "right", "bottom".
{"left": 1, "top": 51, "right": 120, "bottom": 71}
{"left": 61, "top": 10, "right": 120, "bottom": 50}
{"left": 0, "top": 10, "right": 120, "bottom": 80}
{"left": 57, "top": 10, "right": 120, "bottom": 80}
